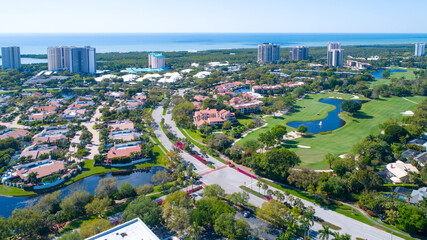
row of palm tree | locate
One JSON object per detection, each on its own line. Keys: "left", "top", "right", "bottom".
{"left": 318, "top": 225, "right": 351, "bottom": 240}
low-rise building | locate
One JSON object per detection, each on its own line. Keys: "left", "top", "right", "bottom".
{"left": 86, "top": 217, "right": 160, "bottom": 240}
{"left": 20, "top": 145, "right": 59, "bottom": 159}
{"left": 109, "top": 130, "right": 142, "bottom": 142}
{"left": 28, "top": 111, "right": 55, "bottom": 121}
{"left": 215, "top": 81, "right": 245, "bottom": 93}
{"left": 0, "top": 129, "right": 30, "bottom": 140}
{"left": 13, "top": 159, "right": 65, "bottom": 182}
{"left": 410, "top": 187, "right": 427, "bottom": 204}
{"left": 194, "top": 95, "right": 209, "bottom": 102}
{"left": 124, "top": 100, "right": 143, "bottom": 110}
{"left": 401, "top": 149, "right": 421, "bottom": 160}
{"left": 132, "top": 93, "right": 147, "bottom": 101}
{"left": 193, "top": 108, "right": 236, "bottom": 127}
{"left": 33, "top": 126, "right": 69, "bottom": 143}
{"left": 109, "top": 120, "right": 134, "bottom": 131}
{"left": 229, "top": 97, "right": 264, "bottom": 114}
{"left": 415, "top": 152, "right": 427, "bottom": 167}
{"left": 107, "top": 141, "right": 142, "bottom": 160}
{"left": 384, "top": 160, "right": 419, "bottom": 184}
{"left": 105, "top": 91, "right": 125, "bottom": 98}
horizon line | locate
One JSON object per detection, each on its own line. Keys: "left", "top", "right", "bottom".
{"left": 0, "top": 32, "right": 427, "bottom": 35}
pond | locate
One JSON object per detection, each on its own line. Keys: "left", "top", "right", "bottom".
{"left": 0, "top": 166, "right": 166, "bottom": 218}
{"left": 372, "top": 69, "right": 406, "bottom": 79}
{"left": 287, "top": 98, "right": 345, "bottom": 134}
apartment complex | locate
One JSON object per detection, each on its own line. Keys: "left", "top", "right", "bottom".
{"left": 415, "top": 43, "right": 425, "bottom": 57}
{"left": 289, "top": 46, "right": 309, "bottom": 61}
{"left": 1, "top": 46, "right": 21, "bottom": 70}
{"left": 148, "top": 53, "right": 166, "bottom": 68}
{"left": 47, "top": 46, "right": 96, "bottom": 73}
{"left": 258, "top": 43, "right": 280, "bottom": 63}
{"left": 193, "top": 108, "right": 236, "bottom": 127}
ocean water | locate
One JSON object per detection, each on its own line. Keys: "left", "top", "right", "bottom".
{"left": 0, "top": 33, "right": 426, "bottom": 54}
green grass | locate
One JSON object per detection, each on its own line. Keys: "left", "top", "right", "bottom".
{"left": 0, "top": 185, "right": 36, "bottom": 196}
{"left": 403, "top": 96, "right": 426, "bottom": 104}
{"left": 389, "top": 67, "right": 417, "bottom": 80}
{"left": 240, "top": 94, "right": 425, "bottom": 169}
{"left": 370, "top": 67, "right": 419, "bottom": 87}
{"left": 240, "top": 185, "right": 266, "bottom": 199}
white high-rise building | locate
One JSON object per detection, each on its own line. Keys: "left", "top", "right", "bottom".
{"left": 415, "top": 43, "right": 425, "bottom": 57}
{"left": 148, "top": 53, "right": 165, "bottom": 69}
{"left": 47, "top": 46, "right": 72, "bottom": 71}
{"left": 328, "top": 42, "right": 341, "bottom": 51}
{"left": 327, "top": 49, "right": 344, "bottom": 67}
{"left": 48, "top": 46, "right": 96, "bottom": 73}
{"left": 258, "top": 43, "right": 280, "bottom": 63}
{"left": 1, "top": 46, "right": 21, "bottom": 70}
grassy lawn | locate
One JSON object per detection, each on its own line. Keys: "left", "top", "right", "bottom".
{"left": 240, "top": 93, "right": 425, "bottom": 169}
{"left": 389, "top": 67, "right": 417, "bottom": 80}
{"left": 404, "top": 96, "right": 426, "bottom": 104}
{"left": 0, "top": 185, "right": 36, "bottom": 197}
{"left": 183, "top": 127, "right": 205, "bottom": 143}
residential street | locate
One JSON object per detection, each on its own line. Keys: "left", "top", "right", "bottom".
{"left": 152, "top": 105, "right": 403, "bottom": 240}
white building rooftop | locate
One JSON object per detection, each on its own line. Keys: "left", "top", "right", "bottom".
{"left": 85, "top": 218, "right": 160, "bottom": 240}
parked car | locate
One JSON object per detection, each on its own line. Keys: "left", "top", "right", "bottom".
{"left": 243, "top": 211, "right": 251, "bottom": 218}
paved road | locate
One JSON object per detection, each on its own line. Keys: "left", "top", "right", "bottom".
{"left": 82, "top": 105, "right": 102, "bottom": 161}
{"left": 152, "top": 105, "right": 402, "bottom": 240}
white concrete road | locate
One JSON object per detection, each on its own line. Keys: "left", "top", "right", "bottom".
{"left": 152, "top": 105, "right": 401, "bottom": 240}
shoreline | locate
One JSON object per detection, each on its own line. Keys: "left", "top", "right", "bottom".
{"left": 0, "top": 165, "right": 162, "bottom": 198}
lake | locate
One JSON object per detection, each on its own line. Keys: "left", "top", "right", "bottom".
{"left": 372, "top": 69, "right": 406, "bottom": 79}
{"left": 0, "top": 166, "right": 165, "bottom": 218}
{"left": 287, "top": 98, "right": 345, "bottom": 134}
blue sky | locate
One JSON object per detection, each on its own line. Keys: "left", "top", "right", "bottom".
{"left": 2, "top": 0, "right": 426, "bottom": 33}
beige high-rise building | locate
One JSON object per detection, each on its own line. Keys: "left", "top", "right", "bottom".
{"left": 258, "top": 43, "right": 280, "bottom": 63}
{"left": 47, "top": 46, "right": 72, "bottom": 71}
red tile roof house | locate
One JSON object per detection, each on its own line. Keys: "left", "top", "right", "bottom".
{"left": 109, "top": 120, "right": 135, "bottom": 131}
{"left": 109, "top": 130, "right": 142, "bottom": 142}
{"left": 124, "top": 100, "right": 143, "bottom": 110}
{"left": 14, "top": 159, "right": 65, "bottom": 182}
{"left": 28, "top": 111, "right": 55, "bottom": 121}
{"left": 33, "top": 126, "right": 69, "bottom": 143}
{"left": 105, "top": 91, "right": 125, "bottom": 98}
{"left": 132, "top": 93, "right": 147, "bottom": 101}
{"left": 106, "top": 142, "right": 149, "bottom": 166}
{"left": 20, "top": 145, "right": 59, "bottom": 159}
{"left": 0, "top": 129, "right": 30, "bottom": 140}
{"left": 229, "top": 97, "right": 264, "bottom": 114}
{"left": 193, "top": 108, "right": 236, "bottom": 127}
{"left": 214, "top": 81, "right": 245, "bottom": 93}
{"left": 37, "top": 105, "right": 58, "bottom": 112}
{"left": 193, "top": 95, "right": 209, "bottom": 102}
{"left": 192, "top": 101, "right": 202, "bottom": 109}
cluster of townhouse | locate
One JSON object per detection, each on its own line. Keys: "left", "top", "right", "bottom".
{"left": 193, "top": 108, "right": 236, "bottom": 128}
{"left": 28, "top": 98, "right": 67, "bottom": 121}
{"left": 345, "top": 60, "right": 372, "bottom": 70}
{"left": 0, "top": 128, "right": 29, "bottom": 140}
{"left": 105, "top": 120, "right": 145, "bottom": 165}
{"left": 62, "top": 96, "right": 95, "bottom": 120}
{"left": 192, "top": 95, "right": 209, "bottom": 109}
{"left": 215, "top": 81, "right": 246, "bottom": 95}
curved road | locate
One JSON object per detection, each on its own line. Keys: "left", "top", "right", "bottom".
{"left": 152, "top": 105, "right": 402, "bottom": 240}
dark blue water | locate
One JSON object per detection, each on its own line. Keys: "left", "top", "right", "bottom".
{"left": 0, "top": 33, "right": 426, "bottom": 54}
{"left": 287, "top": 98, "right": 345, "bottom": 134}
{"left": 372, "top": 69, "right": 407, "bottom": 79}
{"left": 0, "top": 166, "right": 165, "bottom": 218}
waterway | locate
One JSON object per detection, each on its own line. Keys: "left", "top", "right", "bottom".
{"left": 287, "top": 98, "right": 345, "bottom": 134}
{"left": 372, "top": 69, "right": 406, "bottom": 79}
{"left": 0, "top": 166, "right": 165, "bottom": 218}
{"left": 0, "top": 58, "right": 47, "bottom": 65}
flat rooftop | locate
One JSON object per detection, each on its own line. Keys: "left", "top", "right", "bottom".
{"left": 85, "top": 218, "right": 160, "bottom": 240}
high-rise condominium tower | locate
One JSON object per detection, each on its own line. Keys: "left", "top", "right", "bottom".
{"left": 289, "top": 46, "right": 309, "bottom": 61}
{"left": 327, "top": 49, "right": 344, "bottom": 67}
{"left": 148, "top": 53, "right": 166, "bottom": 69}
{"left": 258, "top": 43, "right": 280, "bottom": 63}
{"left": 48, "top": 46, "right": 96, "bottom": 74}
{"left": 415, "top": 43, "right": 425, "bottom": 57}
{"left": 1, "top": 46, "right": 21, "bottom": 70}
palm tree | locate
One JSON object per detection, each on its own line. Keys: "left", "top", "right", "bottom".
{"left": 273, "top": 190, "right": 280, "bottom": 199}
{"left": 262, "top": 183, "right": 268, "bottom": 195}
{"left": 187, "top": 222, "right": 205, "bottom": 240}
{"left": 189, "top": 178, "right": 196, "bottom": 192}
{"left": 318, "top": 225, "right": 332, "bottom": 240}
{"left": 276, "top": 192, "right": 285, "bottom": 202}
{"left": 256, "top": 181, "right": 262, "bottom": 193}
{"left": 288, "top": 195, "right": 295, "bottom": 205}
{"left": 267, "top": 189, "right": 273, "bottom": 197}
